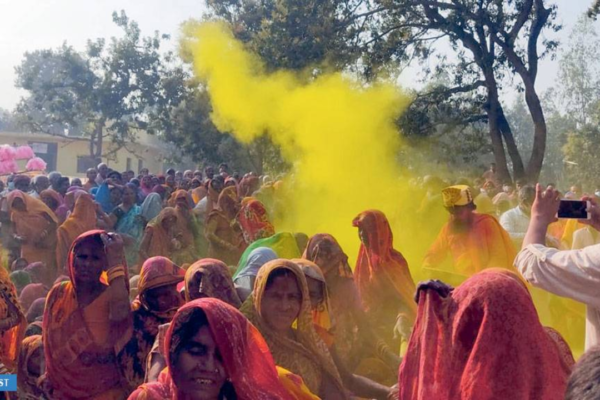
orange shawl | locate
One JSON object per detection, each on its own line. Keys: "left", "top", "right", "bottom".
{"left": 143, "top": 207, "right": 178, "bottom": 260}
{"left": 56, "top": 193, "right": 97, "bottom": 274}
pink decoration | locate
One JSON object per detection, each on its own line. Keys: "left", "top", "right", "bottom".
{"left": 0, "top": 145, "right": 16, "bottom": 162}
{"left": 0, "top": 160, "right": 18, "bottom": 174}
{"left": 14, "top": 145, "right": 35, "bottom": 160}
{"left": 26, "top": 157, "right": 47, "bottom": 172}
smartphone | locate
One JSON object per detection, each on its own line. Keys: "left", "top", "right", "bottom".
{"left": 557, "top": 200, "right": 591, "bottom": 219}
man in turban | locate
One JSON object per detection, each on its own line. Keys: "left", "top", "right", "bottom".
{"left": 422, "top": 185, "right": 516, "bottom": 286}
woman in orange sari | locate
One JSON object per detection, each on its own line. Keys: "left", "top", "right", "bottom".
{"left": 139, "top": 207, "right": 180, "bottom": 263}
{"left": 238, "top": 198, "right": 275, "bottom": 245}
{"left": 205, "top": 187, "right": 246, "bottom": 266}
{"left": 352, "top": 210, "right": 417, "bottom": 349}
{"left": 7, "top": 191, "right": 58, "bottom": 281}
{"left": 56, "top": 192, "right": 97, "bottom": 274}
{"left": 400, "top": 269, "right": 571, "bottom": 400}
{"left": 172, "top": 190, "right": 202, "bottom": 264}
{"left": 16, "top": 334, "right": 44, "bottom": 399}
{"left": 0, "top": 265, "right": 26, "bottom": 373}
{"left": 42, "top": 230, "right": 132, "bottom": 400}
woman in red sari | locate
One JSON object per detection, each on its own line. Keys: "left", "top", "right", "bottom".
{"left": 42, "top": 230, "right": 132, "bottom": 399}
{"left": 352, "top": 210, "right": 416, "bottom": 349}
{"left": 128, "top": 298, "right": 299, "bottom": 400}
{"left": 399, "top": 269, "right": 572, "bottom": 400}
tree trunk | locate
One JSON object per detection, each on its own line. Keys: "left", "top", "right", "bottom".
{"left": 92, "top": 119, "right": 105, "bottom": 164}
{"left": 497, "top": 107, "right": 526, "bottom": 182}
{"left": 523, "top": 83, "right": 547, "bottom": 182}
{"left": 488, "top": 94, "right": 512, "bottom": 184}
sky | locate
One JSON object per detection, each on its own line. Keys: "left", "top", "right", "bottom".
{"left": 0, "top": 0, "right": 598, "bottom": 111}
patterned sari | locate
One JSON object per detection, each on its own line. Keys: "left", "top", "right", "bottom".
{"left": 119, "top": 257, "right": 185, "bottom": 392}
{"left": 237, "top": 198, "right": 275, "bottom": 244}
{"left": 42, "top": 230, "right": 132, "bottom": 400}
{"left": 128, "top": 298, "right": 302, "bottom": 400}
{"left": 0, "top": 266, "right": 26, "bottom": 372}
{"left": 399, "top": 270, "right": 571, "bottom": 400}
{"left": 185, "top": 258, "right": 242, "bottom": 308}
{"left": 240, "top": 259, "right": 346, "bottom": 399}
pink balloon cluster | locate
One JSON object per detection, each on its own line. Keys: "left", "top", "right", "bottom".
{"left": 0, "top": 144, "right": 45, "bottom": 174}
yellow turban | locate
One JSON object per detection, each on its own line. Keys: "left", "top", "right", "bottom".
{"left": 442, "top": 185, "right": 474, "bottom": 208}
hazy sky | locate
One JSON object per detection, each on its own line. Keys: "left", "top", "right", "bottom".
{"left": 0, "top": 0, "right": 598, "bottom": 111}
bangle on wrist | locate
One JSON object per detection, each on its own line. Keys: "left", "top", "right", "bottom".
{"left": 107, "top": 265, "right": 126, "bottom": 283}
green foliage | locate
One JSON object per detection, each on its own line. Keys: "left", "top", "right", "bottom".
{"left": 563, "top": 125, "right": 600, "bottom": 189}
{"left": 14, "top": 10, "right": 187, "bottom": 161}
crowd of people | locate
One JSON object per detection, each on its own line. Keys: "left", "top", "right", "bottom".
{"left": 0, "top": 160, "right": 598, "bottom": 399}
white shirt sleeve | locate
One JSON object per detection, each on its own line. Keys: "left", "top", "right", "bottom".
{"left": 515, "top": 243, "right": 600, "bottom": 309}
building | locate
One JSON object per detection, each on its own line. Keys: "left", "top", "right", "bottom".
{"left": 0, "top": 130, "right": 167, "bottom": 177}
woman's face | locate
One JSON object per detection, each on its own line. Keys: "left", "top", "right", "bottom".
{"left": 144, "top": 284, "right": 182, "bottom": 312}
{"left": 11, "top": 198, "right": 26, "bottom": 212}
{"left": 260, "top": 273, "right": 302, "bottom": 333}
{"left": 187, "top": 270, "right": 228, "bottom": 301}
{"left": 176, "top": 196, "right": 190, "bottom": 210}
{"left": 305, "top": 276, "right": 324, "bottom": 311}
{"left": 110, "top": 188, "right": 123, "bottom": 205}
{"left": 73, "top": 238, "right": 105, "bottom": 286}
{"left": 41, "top": 195, "right": 58, "bottom": 211}
{"left": 122, "top": 187, "right": 136, "bottom": 205}
{"left": 172, "top": 325, "right": 227, "bottom": 400}
{"left": 142, "top": 176, "right": 152, "bottom": 187}
{"left": 27, "top": 346, "right": 44, "bottom": 377}
{"left": 151, "top": 177, "right": 159, "bottom": 186}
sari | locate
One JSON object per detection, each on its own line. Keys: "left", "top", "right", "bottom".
{"left": 191, "top": 184, "right": 208, "bottom": 205}
{"left": 140, "top": 193, "right": 162, "bottom": 225}
{"left": 0, "top": 266, "right": 26, "bottom": 372}
{"left": 23, "top": 262, "right": 50, "bottom": 286}
{"left": 18, "top": 283, "right": 47, "bottom": 312}
{"left": 56, "top": 193, "right": 96, "bottom": 274}
{"left": 42, "top": 230, "right": 132, "bottom": 400}
{"left": 238, "top": 198, "right": 275, "bottom": 244}
{"left": 352, "top": 210, "right": 417, "bottom": 345}
{"left": 140, "top": 208, "right": 178, "bottom": 262}
{"left": 399, "top": 269, "right": 571, "bottom": 400}
{"left": 238, "top": 175, "right": 260, "bottom": 198}
{"left": 293, "top": 258, "right": 333, "bottom": 336}
{"left": 16, "top": 334, "right": 44, "bottom": 399}
{"left": 233, "top": 247, "right": 278, "bottom": 302}
{"left": 205, "top": 187, "right": 246, "bottom": 266}
{"left": 185, "top": 258, "right": 241, "bottom": 307}
{"left": 129, "top": 298, "right": 303, "bottom": 400}
{"left": 115, "top": 204, "right": 143, "bottom": 268}
{"left": 119, "top": 257, "right": 185, "bottom": 392}
{"left": 233, "top": 232, "right": 301, "bottom": 279}
{"left": 240, "top": 259, "right": 346, "bottom": 398}
{"left": 7, "top": 191, "right": 58, "bottom": 280}
{"left": 172, "top": 190, "right": 201, "bottom": 264}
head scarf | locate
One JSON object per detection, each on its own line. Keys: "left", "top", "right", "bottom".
{"left": 19, "top": 284, "right": 48, "bottom": 312}
{"left": 0, "top": 266, "right": 27, "bottom": 370}
{"left": 293, "top": 258, "right": 332, "bottom": 332}
{"left": 9, "top": 271, "right": 31, "bottom": 295}
{"left": 234, "top": 233, "right": 301, "bottom": 279}
{"left": 135, "top": 257, "right": 185, "bottom": 318}
{"left": 352, "top": 210, "right": 417, "bottom": 317}
{"left": 399, "top": 270, "right": 570, "bottom": 400}
{"left": 26, "top": 298, "right": 45, "bottom": 324}
{"left": 240, "top": 259, "right": 344, "bottom": 396}
{"left": 217, "top": 186, "right": 239, "bottom": 216}
{"left": 238, "top": 175, "right": 260, "bottom": 197}
{"left": 56, "top": 192, "right": 97, "bottom": 273}
{"left": 168, "top": 189, "right": 194, "bottom": 210}
{"left": 238, "top": 198, "right": 275, "bottom": 243}
{"left": 141, "top": 193, "right": 163, "bottom": 223}
{"left": 144, "top": 207, "right": 178, "bottom": 260}
{"left": 303, "top": 234, "right": 353, "bottom": 279}
{"left": 17, "top": 334, "right": 43, "bottom": 398}
{"left": 185, "top": 259, "right": 241, "bottom": 308}
{"left": 23, "top": 262, "right": 48, "bottom": 286}
{"left": 235, "top": 247, "right": 278, "bottom": 281}
{"left": 129, "top": 298, "right": 296, "bottom": 400}
{"left": 39, "top": 189, "right": 62, "bottom": 209}
{"left": 7, "top": 190, "right": 58, "bottom": 224}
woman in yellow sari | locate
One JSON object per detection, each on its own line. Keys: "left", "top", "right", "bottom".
{"left": 241, "top": 259, "right": 394, "bottom": 400}
{"left": 7, "top": 191, "right": 58, "bottom": 282}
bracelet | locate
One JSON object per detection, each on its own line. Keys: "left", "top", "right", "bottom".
{"left": 107, "top": 265, "right": 126, "bottom": 283}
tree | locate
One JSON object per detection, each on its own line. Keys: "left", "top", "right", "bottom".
{"left": 589, "top": 0, "right": 600, "bottom": 19}
{"left": 563, "top": 124, "right": 600, "bottom": 189}
{"left": 0, "top": 109, "right": 20, "bottom": 132}
{"left": 14, "top": 11, "right": 187, "bottom": 163}
{"left": 557, "top": 15, "right": 600, "bottom": 126}
{"left": 357, "top": 0, "right": 560, "bottom": 183}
